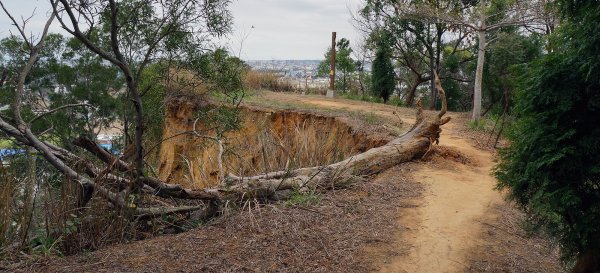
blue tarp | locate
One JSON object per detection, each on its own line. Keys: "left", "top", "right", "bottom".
{"left": 99, "top": 143, "right": 112, "bottom": 150}
{"left": 0, "top": 149, "right": 25, "bottom": 160}
{"left": 99, "top": 143, "right": 120, "bottom": 154}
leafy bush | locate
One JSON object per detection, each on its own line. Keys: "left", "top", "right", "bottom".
{"left": 495, "top": 1, "right": 600, "bottom": 268}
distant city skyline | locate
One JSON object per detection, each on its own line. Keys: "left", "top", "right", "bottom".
{"left": 0, "top": 0, "right": 364, "bottom": 61}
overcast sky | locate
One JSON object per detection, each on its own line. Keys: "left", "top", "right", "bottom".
{"left": 226, "top": 0, "right": 363, "bottom": 60}
{"left": 0, "top": 0, "right": 363, "bottom": 60}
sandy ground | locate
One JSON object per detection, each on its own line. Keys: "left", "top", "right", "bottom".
{"left": 251, "top": 92, "right": 561, "bottom": 273}
{"left": 5, "top": 91, "right": 562, "bottom": 273}
{"left": 378, "top": 128, "right": 501, "bottom": 272}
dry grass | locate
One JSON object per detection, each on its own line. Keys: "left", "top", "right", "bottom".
{"left": 448, "top": 113, "right": 510, "bottom": 151}
{"left": 164, "top": 67, "right": 209, "bottom": 96}
{"left": 13, "top": 165, "right": 424, "bottom": 273}
{"left": 0, "top": 166, "right": 134, "bottom": 268}
{"left": 462, "top": 203, "right": 562, "bottom": 272}
{"left": 0, "top": 167, "right": 16, "bottom": 249}
{"left": 4, "top": 149, "right": 563, "bottom": 273}
{"left": 243, "top": 70, "right": 277, "bottom": 90}
{"left": 158, "top": 108, "right": 389, "bottom": 189}
{"left": 3, "top": 91, "right": 564, "bottom": 273}
{"left": 244, "top": 70, "right": 297, "bottom": 92}
{"left": 54, "top": 184, "right": 132, "bottom": 255}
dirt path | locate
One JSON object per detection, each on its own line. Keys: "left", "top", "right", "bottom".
{"left": 255, "top": 92, "right": 556, "bottom": 272}
{"left": 253, "top": 92, "right": 417, "bottom": 123}
{"left": 377, "top": 129, "right": 501, "bottom": 273}
{"left": 9, "top": 92, "right": 560, "bottom": 273}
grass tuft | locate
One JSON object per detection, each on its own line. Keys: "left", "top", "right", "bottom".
{"left": 285, "top": 189, "right": 322, "bottom": 206}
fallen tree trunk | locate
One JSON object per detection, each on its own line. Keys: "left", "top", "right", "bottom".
{"left": 33, "top": 72, "right": 451, "bottom": 216}
{"left": 222, "top": 72, "right": 450, "bottom": 199}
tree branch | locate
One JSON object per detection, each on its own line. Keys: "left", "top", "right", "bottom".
{"left": 434, "top": 70, "right": 447, "bottom": 118}
{"left": 135, "top": 205, "right": 204, "bottom": 218}
{"left": 29, "top": 103, "right": 96, "bottom": 124}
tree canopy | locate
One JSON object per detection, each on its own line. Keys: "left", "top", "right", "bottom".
{"left": 371, "top": 40, "right": 395, "bottom": 103}
{"left": 356, "top": 0, "right": 552, "bottom": 115}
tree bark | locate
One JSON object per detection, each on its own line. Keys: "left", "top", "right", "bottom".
{"left": 472, "top": 6, "right": 487, "bottom": 120}
{"left": 358, "top": 70, "right": 366, "bottom": 97}
{"left": 429, "top": 23, "right": 443, "bottom": 110}
{"left": 405, "top": 73, "right": 424, "bottom": 107}
{"left": 20, "top": 147, "right": 36, "bottom": 246}
{"left": 429, "top": 45, "right": 437, "bottom": 109}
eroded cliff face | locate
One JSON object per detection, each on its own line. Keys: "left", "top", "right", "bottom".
{"left": 158, "top": 99, "right": 388, "bottom": 189}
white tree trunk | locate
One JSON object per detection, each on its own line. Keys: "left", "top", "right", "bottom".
{"left": 472, "top": 29, "right": 486, "bottom": 121}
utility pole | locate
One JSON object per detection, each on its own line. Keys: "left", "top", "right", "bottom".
{"left": 326, "top": 32, "right": 336, "bottom": 98}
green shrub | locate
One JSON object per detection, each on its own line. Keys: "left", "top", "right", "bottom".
{"left": 495, "top": 1, "right": 600, "bottom": 267}
{"left": 340, "top": 92, "right": 383, "bottom": 104}
{"left": 467, "top": 118, "right": 487, "bottom": 131}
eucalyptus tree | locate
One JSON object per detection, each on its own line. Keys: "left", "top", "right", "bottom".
{"left": 51, "top": 0, "right": 233, "bottom": 182}
{"left": 35, "top": 34, "right": 123, "bottom": 143}
{"left": 395, "top": 0, "right": 549, "bottom": 119}
{"left": 351, "top": 36, "right": 372, "bottom": 96}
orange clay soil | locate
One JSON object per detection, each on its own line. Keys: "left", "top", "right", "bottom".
{"left": 157, "top": 96, "right": 390, "bottom": 189}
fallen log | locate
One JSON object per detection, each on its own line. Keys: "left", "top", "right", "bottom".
{"left": 221, "top": 71, "right": 450, "bottom": 198}
{"left": 67, "top": 71, "right": 450, "bottom": 216}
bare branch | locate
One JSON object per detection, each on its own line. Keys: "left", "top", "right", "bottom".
{"left": 0, "top": 1, "right": 32, "bottom": 48}
{"left": 135, "top": 205, "right": 204, "bottom": 218}
{"left": 53, "top": 0, "right": 125, "bottom": 68}
{"left": 29, "top": 103, "right": 97, "bottom": 124}
{"left": 3, "top": 5, "right": 55, "bottom": 128}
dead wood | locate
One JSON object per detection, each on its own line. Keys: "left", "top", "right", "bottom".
{"left": 75, "top": 71, "right": 450, "bottom": 211}
{"left": 220, "top": 70, "right": 450, "bottom": 199}
{"left": 73, "top": 136, "right": 131, "bottom": 173}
